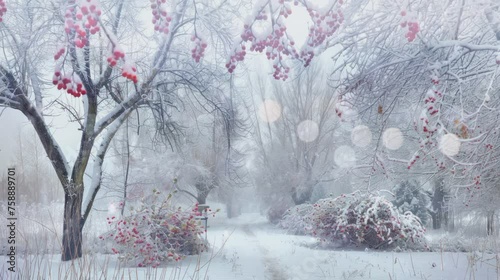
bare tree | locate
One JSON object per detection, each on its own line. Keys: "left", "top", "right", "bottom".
{"left": 251, "top": 64, "right": 339, "bottom": 215}
{"left": 0, "top": 0, "right": 238, "bottom": 261}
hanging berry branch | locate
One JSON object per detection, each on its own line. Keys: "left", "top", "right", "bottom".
{"left": 225, "top": 0, "right": 361, "bottom": 80}
{"left": 53, "top": 0, "right": 102, "bottom": 97}
{"left": 150, "top": 0, "right": 208, "bottom": 64}
{"left": 227, "top": 0, "right": 424, "bottom": 80}
{"left": 399, "top": 9, "right": 420, "bottom": 42}
{"left": 307, "top": 8, "right": 344, "bottom": 48}
{"left": 191, "top": 34, "right": 207, "bottom": 63}
{"left": 105, "top": 44, "right": 138, "bottom": 84}
{"left": 188, "top": 0, "right": 207, "bottom": 63}
{"left": 52, "top": 64, "right": 87, "bottom": 97}
{"left": 53, "top": 0, "right": 138, "bottom": 98}
{"left": 408, "top": 68, "right": 443, "bottom": 170}
{"left": 151, "top": 0, "right": 173, "bottom": 34}
{"left": 63, "top": 0, "right": 101, "bottom": 48}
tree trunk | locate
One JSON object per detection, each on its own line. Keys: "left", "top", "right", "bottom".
{"left": 195, "top": 181, "right": 213, "bottom": 205}
{"left": 487, "top": 210, "right": 495, "bottom": 236}
{"left": 61, "top": 191, "right": 84, "bottom": 261}
{"left": 430, "top": 211, "right": 437, "bottom": 229}
{"left": 197, "top": 188, "right": 209, "bottom": 205}
{"left": 431, "top": 208, "right": 442, "bottom": 230}
{"left": 436, "top": 207, "right": 442, "bottom": 230}
{"left": 445, "top": 209, "right": 454, "bottom": 232}
{"left": 291, "top": 183, "right": 314, "bottom": 205}
{"left": 444, "top": 209, "right": 449, "bottom": 230}
{"left": 431, "top": 178, "right": 445, "bottom": 230}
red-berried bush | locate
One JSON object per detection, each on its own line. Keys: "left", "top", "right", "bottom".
{"left": 279, "top": 203, "right": 313, "bottom": 235}
{"left": 308, "top": 192, "right": 427, "bottom": 249}
{"left": 101, "top": 191, "right": 212, "bottom": 268}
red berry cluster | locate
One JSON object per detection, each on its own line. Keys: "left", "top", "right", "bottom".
{"left": 53, "top": 0, "right": 102, "bottom": 97}
{"left": 102, "top": 193, "right": 213, "bottom": 267}
{"left": 400, "top": 10, "right": 420, "bottom": 42}
{"left": 272, "top": 63, "right": 290, "bottom": 80}
{"left": 300, "top": 7, "right": 344, "bottom": 67}
{"left": 421, "top": 70, "right": 442, "bottom": 133}
{"left": 106, "top": 47, "right": 138, "bottom": 83}
{"left": 465, "top": 175, "right": 481, "bottom": 195}
{"left": 407, "top": 152, "right": 420, "bottom": 169}
{"left": 473, "top": 175, "right": 481, "bottom": 186}
{"left": 425, "top": 90, "right": 439, "bottom": 116}
{"left": 278, "top": 1, "right": 292, "bottom": 18}
{"left": 228, "top": 1, "right": 346, "bottom": 80}
{"left": 430, "top": 74, "right": 439, "bottom": 85}
{"left": 121, "top": 63, "right": 138, "bottom": 83}
{"left": 305, "top": 8, "right": 344, "bottom": 48}
{"left": 227, "top": 19, "right": 295, "bottom": 80}
{"left": 225, "top": 44, "right": 246, "bottom": 73}
{"left": 190, "top": 35, "right": 207, "bottom": 63}
{"left": 107, "top": 47, "right": 124, "bottom": 67}
{"left": 54, "top": 47, "right": 65, "bottom": 61}
{"left": 334, "top": 96, "right": 346, "bottom": 119}
{"left": 335, "top": 108, "right": 342, "bottom": 118}
{"left": 227, "top": 2, "right": 300, "bottom": 80}
{"left": 52, "top": 69, "right": 87, "bottom": 97}
{"left": 151, "top": 0, "right": 172, "bottom": 34}
{"left": 418, "top": 89, "right": 439, "bottom": 137}
{"left": 426, "top": 74, "right": 442, "bottom": 116}
{"left": 300, "top": 49, "right": 315, "bottom": 68}
{"left": 232, "top": 14, "right": 298, "bottom": 80}
{"left": 64, "top": 0, "right": 102, "bottom": 48}
{"left": 0, "top": 0, "right": 6, "bottom": 22}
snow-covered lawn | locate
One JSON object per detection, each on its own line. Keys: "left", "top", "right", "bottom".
{"left": 1, "top": 213, "right": 498, "bottom": 279}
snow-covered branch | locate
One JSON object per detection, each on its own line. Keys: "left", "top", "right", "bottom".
{"left": 431, "top": 40, "right": 499, "bottom": 52}
{"left": 82, "top": 108, "right": 133, "bottom": 223}
{"left": 93, "top": 93, "right": 141, "bottom": 137}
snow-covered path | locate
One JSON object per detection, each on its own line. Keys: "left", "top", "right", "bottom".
{"left": 202, "top": 213, "right": 499, "bottom": 280}
{"left": 1, "top": 213, "right": 498, "bottom": 279}
{"left": 198, "top": 214, "right": 291, "bottom": 280}
{"left": 241, "top": 224, "right": 289, "bottom": 280}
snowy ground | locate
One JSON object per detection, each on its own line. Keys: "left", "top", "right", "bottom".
{"left": 1, "top": 213, "right": 499, "bottom": 280}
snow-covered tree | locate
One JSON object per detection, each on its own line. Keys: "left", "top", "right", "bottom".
{"left": 175, "top": 82, "right": 248, "bottom": 206}
{"left": 0, "top": 0, "right": 239, "bottom": 261}
{"left": 334, "top": 0, "right": 500, "bottom": 196}
{"left": 392, "top": 180, "right": 430, "bottom": 225}
{"left": 251, "top": 64, "right": 340, "bottom": 221}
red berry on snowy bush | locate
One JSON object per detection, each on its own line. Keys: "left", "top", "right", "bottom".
{"left": 101, "top": 192, "right": 210, "bottom": 267}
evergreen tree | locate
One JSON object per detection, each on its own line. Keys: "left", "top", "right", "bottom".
{"left": 392, "top": 180, "right": 430, "bottom": 225}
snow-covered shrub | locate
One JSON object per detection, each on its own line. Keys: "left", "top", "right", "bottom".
{"left": 101, "top": 190, "right": 209, "bottom": 267}
{"left": 392, "top": 180, "right": 430, "bottom": 225}
{"left": 279, "top": 204, "right": 314, "bottom": 235}
{"left": 309, "top": 192, "right": 427, "bottom": 249}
